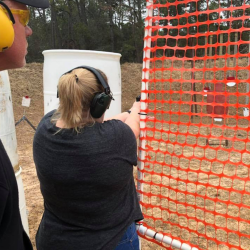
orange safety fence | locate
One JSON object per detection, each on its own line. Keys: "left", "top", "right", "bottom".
{"left": 136, "top": 0, "right": 250, "bottom": 249}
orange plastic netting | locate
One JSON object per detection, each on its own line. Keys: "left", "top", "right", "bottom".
{"left": 137, "top": 0, "right": 250, "bottom": 249}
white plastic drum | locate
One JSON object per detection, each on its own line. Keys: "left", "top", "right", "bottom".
{"left": 0, "top": 70, "right": 29, "bottom": 235}
{"left": 43, "top": 50, "right": 122, "bottom": 118}
{"left": 15, "top": 167, "right": 29, "bottom": 235}
{"left": 0, "top": 71, "right": 18, "bottom": 167}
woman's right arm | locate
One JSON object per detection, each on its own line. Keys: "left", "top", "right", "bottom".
{"left": 104, "top": 111, "right": 130, "bottom": 122}
{"left": 124, "top": 101, "right": 141, "bottom": 139}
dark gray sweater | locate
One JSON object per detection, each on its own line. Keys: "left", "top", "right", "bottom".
{"left": 33, "top": 111, "right": 143, "bottom": 250}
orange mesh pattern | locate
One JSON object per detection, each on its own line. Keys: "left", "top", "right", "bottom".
{"left": 137, "top": 0, "right": 250, "bottom": 249}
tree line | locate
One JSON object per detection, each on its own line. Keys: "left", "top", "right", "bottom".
{"left": 27, "top": 0, "right": 146, "bottom": 63}
{"left": 27, "top": 0, "right": 250, "bottom": 63}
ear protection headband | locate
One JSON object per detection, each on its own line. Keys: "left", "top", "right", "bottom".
{"left": 0, "top": 1, "right": 15, "bottom": 52}
{"left": 60, "top": 66, "right": 114, "bottom": 119}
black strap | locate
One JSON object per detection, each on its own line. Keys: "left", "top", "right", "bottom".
{"left": 153, "top": 232, "right": 158, "bottom": 239}
{"left": 0, "top": 1, "right": 15, "bottom": 24}
{"left": 62, "top": 66, "right": 110, "bottom": 95}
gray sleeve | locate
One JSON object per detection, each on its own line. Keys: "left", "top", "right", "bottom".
{"left": 110, "top": 120, "right": 138, "bottom": 166}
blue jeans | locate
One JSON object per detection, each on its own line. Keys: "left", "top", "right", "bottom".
{"left": 114, "top": 222, "right": 140, "bottom": 250}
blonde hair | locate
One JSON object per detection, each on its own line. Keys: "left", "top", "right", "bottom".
{"left": 52, "top": 68, "right": 107, "bottom": 131}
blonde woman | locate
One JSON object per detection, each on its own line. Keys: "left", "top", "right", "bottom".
{"left": 33, "top": 66, "right": 143, "bottom": 250}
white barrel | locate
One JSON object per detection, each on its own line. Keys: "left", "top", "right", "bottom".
{"left": 43, "top": 50, "right": 122, "bottom": 118}
{"left": 0, "top": 71, "right": 29, "bottom": 236}
{"left": 15, "top": 167, "right": 29, "bottom": 235}
{"left": 0, "top": 71, "right": 18, "bottom": 167}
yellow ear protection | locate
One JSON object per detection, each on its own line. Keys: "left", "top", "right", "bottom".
{"left": 0, "top": 1, "right": 15, "bottom": 52}
{"left": 60, "top": 66, "right": 114, "bottom": 119}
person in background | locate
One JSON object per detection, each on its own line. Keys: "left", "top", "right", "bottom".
{"left": 33, "top": 66, "right": 143, "bottom": 250}
{"left": 0, "top": 0, "right": 49, "bottom": 249}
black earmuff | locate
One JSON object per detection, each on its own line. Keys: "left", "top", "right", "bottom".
{"left": 0, "top": 1, "right": 15, "bottom": 52}
{"left": 60, "top": 66, "right": 114, "bottom": 119}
